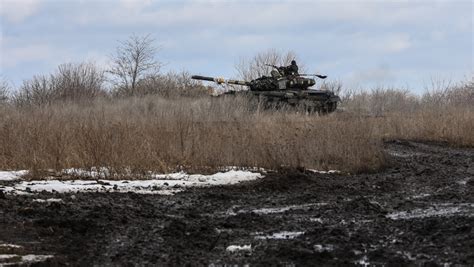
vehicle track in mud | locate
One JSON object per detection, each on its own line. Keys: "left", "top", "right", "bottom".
{"left": 0, "top": 140, "right": 473, "bottom": 266}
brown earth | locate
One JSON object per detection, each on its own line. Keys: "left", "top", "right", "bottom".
{"left": 0, "top": 140, "right": 473, "bottom": 266}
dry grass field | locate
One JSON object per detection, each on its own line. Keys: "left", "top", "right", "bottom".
{"left": 0, "top": 81, "right": 472, "bottom": 177}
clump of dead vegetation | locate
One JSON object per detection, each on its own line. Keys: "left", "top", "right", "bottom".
{"left": 339, "top": 80, "right": 474, "bottom": 147}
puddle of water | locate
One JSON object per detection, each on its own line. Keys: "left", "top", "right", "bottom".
{"left": 387, "top": 203, "right": 474, "bottom": 220}
{"left": 254, "top": 231, "right": 304, "bottom": 240}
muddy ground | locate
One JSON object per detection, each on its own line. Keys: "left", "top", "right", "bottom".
{"left": 1, "top": 140, "right": 473, "bottom": 266}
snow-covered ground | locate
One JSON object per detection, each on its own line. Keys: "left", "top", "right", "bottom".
{"left": 226, "top": 245, "right": 252, "bottom": 253}
{"left": 307, "top": 169, "right": 340, "bottom": 174}
{"left": 0, "top": 170, "right": 263, "bottom": 195}
{"left": 0, "top": 171, "right": 28, "bottom": 181}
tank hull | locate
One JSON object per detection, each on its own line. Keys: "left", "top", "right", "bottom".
{"left": 223, "top": 89, "right": 340, "bottom": 113}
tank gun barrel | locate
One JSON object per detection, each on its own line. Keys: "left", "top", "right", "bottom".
{"left": 265, "top": 64, "right": 278, "bottom": 69}
{"left": 299, "top": 74, "right": 327, "bottom": 79}
{"left": 191, "top": 75, "right": 250, "bottom": 86}
{"left": 191, "top": 75, "right": 215, "bottom": 82}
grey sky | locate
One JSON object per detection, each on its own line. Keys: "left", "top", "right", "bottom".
{"left": 1, "top": 0, "right": 472, "bottom": 92}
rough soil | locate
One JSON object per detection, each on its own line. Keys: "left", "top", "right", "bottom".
{"left": 1, "top": 140, "right": 473, "bottom": 266}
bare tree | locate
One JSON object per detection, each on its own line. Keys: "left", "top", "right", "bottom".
{"left": 235, "top": 49, "right": 303, "bottom": 81}
{"left": 108, "top": 34, "right": 162, "bottom": 95}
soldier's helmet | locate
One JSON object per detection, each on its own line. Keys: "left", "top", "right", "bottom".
{"left": 291, "top": 60, "right": 296, "bottom": 65}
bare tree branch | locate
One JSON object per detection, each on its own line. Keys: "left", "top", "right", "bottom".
{"left": 235, "top": 49, "right": 304, "bottom": 81}
{"left": 108, "top": 34, "right": 162, "bottom": 95}
{"left": 0, "top": 78, "right": 11, "bottom": 103}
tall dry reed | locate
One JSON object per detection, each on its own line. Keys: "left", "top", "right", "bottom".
{"left": 0, "top": 96, "right": 383, "bottom": 177}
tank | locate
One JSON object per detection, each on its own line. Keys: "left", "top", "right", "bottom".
{"left": 191, "top": 67, "right": 340, "bottom": 113}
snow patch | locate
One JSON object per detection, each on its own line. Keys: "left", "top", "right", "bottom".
{"left": 307, "top": 169, "right": 340, "bottom": 174}
{"left": 0, "top": 244, "right": 23, "bottom": 249}
{"left": 310, "top": 217, "right": 323, "bottom": 223}
{"left": 1, "top": 170, "right": 263, "bottom": 195}
{"left": 251, "top": 203, "right": 327, "bottom": 215}
{"left": 0, "top": 254, "right": 53, "bottom": 265}
{"left": 355, "top": 255, "right": 370, "bottom": 266}
{"left": 408, "top": 193, "right": 431, "bottom": 200}
{"left": 226, "top": 245, "right": 252, "bottom": 252}
{"left": 387, "top": 203, "right": 474, "bottom": 220}
{"left": 255, "top": 231, "right": 304, "bottom": 240}
{"left": 314, "top": 244, "right": 335, "bottom": 252}
{"left": 0, "top": 171, "right": 28, "bottom": 181}
{"left": 33, "top": 198, "right": 63, "bottom": 203}
{"left": 0, "top": 254, "right": 18, "bottom": 259}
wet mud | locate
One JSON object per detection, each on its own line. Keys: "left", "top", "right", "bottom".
{"left": 0, "top": 140, "right": 473, "bottom": 266}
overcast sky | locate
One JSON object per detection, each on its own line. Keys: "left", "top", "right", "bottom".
{"left": 1, "top": 0, "right": 473, "bottom": 92}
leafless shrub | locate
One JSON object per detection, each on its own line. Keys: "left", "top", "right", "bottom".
{"left": 340, "top": 80, "right": 474, "bottom": 147}
{"left": 341, "top": 87, "right": 419, "bottom": 116}
{"left": 55, "top": 62, "right": 106, "bottom": 100}
{"left": 132, "top": 70, "right": 209, "bottom": 98}
{"left": 422, "top": 79, "right": 473, "bottom": 108}
{"left": 0, "top": 78, "right": 11, "bottom": 104}
{"left": 13, "top": 75, "right": 55, "bottom": 107}
{"left": 108, "top": 34, "right": 162, "bottom": 96}
{"left": 319, "top": 80, "right": 343, "bottom": 95}
{"left": 13, "top": 62, "right": 106, "bottom": 107}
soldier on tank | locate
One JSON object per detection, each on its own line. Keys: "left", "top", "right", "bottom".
{"left": 269, "top": 60, "right": 299, "bottom": 78}
{"left": 286, "top": 60, "right": 299, "bottom": 75}
{"left": 276, "top": 60, "right": 299, "bottom": 77}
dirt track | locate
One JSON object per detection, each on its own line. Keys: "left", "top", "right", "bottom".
{"left": 1, "top": 140, "right": 473, "bottom": 266}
